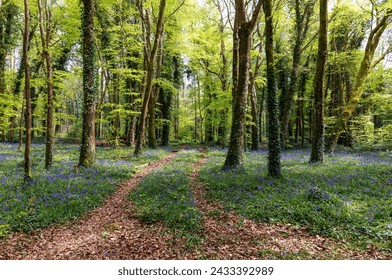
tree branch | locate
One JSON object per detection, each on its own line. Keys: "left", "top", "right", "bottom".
{"left": 165, "top": 0, "right": 186, "bottom": 22}
{"left": 249, "top": 0, "right": 263, "bottom": 30}
{"left": 372, "top": 44, "right": 392, "bottom": 69}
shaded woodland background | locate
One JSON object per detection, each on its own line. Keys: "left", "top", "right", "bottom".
{"left": 0, "top": 0, "right": 391, "bottom": 175}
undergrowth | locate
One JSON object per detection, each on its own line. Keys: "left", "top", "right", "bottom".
{"left": 199, "top": 149, "right": 392, "bottom": 252}
{"left": 0, "top": 143, "right": 169, "bottom": 234}
{"left": 130, "top": 149, "right": 202, "bottom": 233}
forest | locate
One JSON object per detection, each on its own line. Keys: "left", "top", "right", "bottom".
{"left": 0, "top": 0, "right": 391, "bottom": 260}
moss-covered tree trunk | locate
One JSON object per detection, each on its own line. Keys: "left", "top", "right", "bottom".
{"left": 79, "top": 0, "right": 96, "bottom": 167}
{"left": 325, "top": 9, "right": 391, "bottom": 153}
{"left": 258, "top": 89, "right": 265, "bottom": 143}
{"left": 23, "top": 0, "right": 32, "bottom": 181}
{"left": 309, "top": 0, "right": 328, "bottom": 163}
{"left": 38, "top": 0, "right": 54, "bottom": 169}
{"left": 263, "top": 0, "right": 281, "bottom": 177}
{"left": 223, "top": 0, "right": 263, "bottom": 170}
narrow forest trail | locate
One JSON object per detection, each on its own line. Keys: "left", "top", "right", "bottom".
{"left": 1, "top": 149, "right": 389, "bottom": 260}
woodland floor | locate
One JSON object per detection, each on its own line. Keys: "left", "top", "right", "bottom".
{"left": 0, "top": 149, "right": 390, "bottom": 260}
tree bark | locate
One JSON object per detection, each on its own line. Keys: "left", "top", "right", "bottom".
{"left": 223, "top": 0, "right": 262, "bottom": 170}
{"left": 79, "top": 0, "right": 96, "bottom": 167}
{"left": 216, "top": 0, "right": 229, "bottom": 147}
{"left": 38, "top": 0, "right": 54, "bottom": 169}
{"left": 134, "top": 0, "right": 166, "bottom": 155}
{"left": 309, "top": 0, "right": 328, "bottom": 163}
{"left": 263, "top": 0, "right": 281, "bottom": 177}
{"left": 249, "top": 74, "right": 259, "bottom": 150}
{"left": 23, "top": 0, "right": 32, "bottom": 181}
{"left": 148, "top": 35, "right": 164, "bottom": 148}
{"left": 204, "top": 72, "right": 214, "bottom": 142}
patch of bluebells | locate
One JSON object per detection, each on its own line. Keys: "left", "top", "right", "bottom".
{"left": 130, "top": 152, "right": 201, "bottom": 232}
{"left": 172, "top": 149, "right": 202, "bottom": 163}
{"left": 0, "top": 143, "right": 169, "bottom": 233}
{"left": 199, "top": 149, "right": 392, "bottom": 249}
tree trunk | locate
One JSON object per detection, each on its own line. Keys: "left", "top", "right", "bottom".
{"left": 216, "top": 0, "right": 229, "bottom": 147}
{"left": 38, "top": 0, "right": 54, "bottom": 169}
{"left": 23, "top": 0, "right": 32, "bottom": 181}
{"left": 249, "top": 77, "right": 259, "bottom": 150}
{"left": 263, "top": 0, "right": 281, "bottom": 177}
{"left": 223, "top": 24, "right": 251, "bottom": 169}
{"left": 134, "top": 0, "right": 166, "bottom": 155}
{"left": 174, "top": 87, "right": 179, "bottom": 140}
{"left": 124, "top": 57, "right": 138, "bottom": 146}
{"left": 259, "top": 89, "right": 265, "bottom": 143}
{"left": 79, "top": 0, "right": 96, "bottom": 167}
{"left": 204, "top": 75, "right": 214, "bottom": 142}
{"left": 223, "top": 0, "right": 263, "bottom": 170}
{"left": 148, "top": 35, "right": 164, "bottom": 148}
{"left": 249, "top": 24, "right": 263, "bottom": 151}
{"left": 309, "top": 0, "right": 328, "bottom": 163}
{"left": 110, "top": 72, "right": 120, "bottom": 145}
{"left": 18, "top": 96, "right": 25, "bottom": 151}
{"left": 298, "top": 57, "right": 309, "bottom": 148}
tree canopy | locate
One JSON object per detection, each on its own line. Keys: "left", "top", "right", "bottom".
{"left": 0, "top": 0, "right": 390, "bottom": 174}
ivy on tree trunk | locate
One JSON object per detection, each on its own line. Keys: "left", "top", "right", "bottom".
{"left": 263, "top": 0, "right": 282, "bottom": 177}
{"left": 309, "top": 0, "right": 328, "bottom": 163}
{"left": 38, "top": 0, "right": 55, "bottom": 169}
{"left": 79, "top": 0, "right": 96, "bottom": 167}
{"left": 23, "top": 0, "right": 32, "bottom": 181}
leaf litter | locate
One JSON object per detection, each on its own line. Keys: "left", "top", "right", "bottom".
{"left": 0, "top": 151, "right": 390, "bottom": 260}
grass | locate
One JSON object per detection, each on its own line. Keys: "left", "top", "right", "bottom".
{"left": 0, "top": 143, "right": 169, "bottom": 235}
{"left": 130, "top": 149, "right": 203, "bottom": 233}
{"left": 199, "top": 149, "right": 392, "bottom": 252}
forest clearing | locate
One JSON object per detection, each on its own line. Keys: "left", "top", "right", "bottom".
{"left": 0, "top": 0, "right": 391, "bottom": 260}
